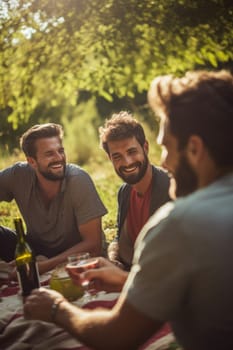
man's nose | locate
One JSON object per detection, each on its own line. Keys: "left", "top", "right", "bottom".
{"left": 122, "top": 155, "right": 133, "bottom": 166}
{"left": 54, "top": 151, "right": 64, "bottom": 160}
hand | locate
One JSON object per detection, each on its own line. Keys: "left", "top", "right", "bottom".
{"left": 24, "top": 287, "right": 65, "bottom": 322}
{"left": 107, "top": 241, "right": 119, "bottom": 261}
{"left": 80, "top": 257, "right": 128, "bottom": 293}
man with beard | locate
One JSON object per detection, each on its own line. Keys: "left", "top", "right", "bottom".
{"left": 0, "top": 123, "right": 107, "bottom": 275}
{"left": 24, "top": 70, "right": 233, "bottom": 350}
{"left": 99, "top": 112, "right": 171, "bottom": 269}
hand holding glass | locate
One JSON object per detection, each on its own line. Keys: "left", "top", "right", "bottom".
{"left": 66, "top": 253, "right": 99, "bottom": 301}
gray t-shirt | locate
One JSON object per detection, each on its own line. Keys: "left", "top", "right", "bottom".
{"left": 0, "top": 162, "right": 107, "bottom": 251}
{"left": 123, "top": 173, "right": 233, "bottom": 350}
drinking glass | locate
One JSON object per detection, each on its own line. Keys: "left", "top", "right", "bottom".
{"left": 66, "top": 253, "right": 99, "bottom": 302}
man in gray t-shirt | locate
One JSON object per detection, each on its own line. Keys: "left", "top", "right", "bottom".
{"left": 0, "top": 123, "right": 107, "bottom": 275}
{"left": 124, "top": 173, "right": 233, "bottom": 349}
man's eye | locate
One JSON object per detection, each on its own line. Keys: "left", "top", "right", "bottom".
{"left": 128, "top": 150, "right": 137, "bottom": 155}
{"left": 113, "top": 156, "right": 121, "bottom": 161}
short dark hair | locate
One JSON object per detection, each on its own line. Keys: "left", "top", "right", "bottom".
{"left": 99, "top": 111, "right": 146, "bottom": 155}
{"left": 148, "top": 70, "right": 233, "bottom": 168}
{"left": 20, "top": 123, "right": 64, "bottom": 158}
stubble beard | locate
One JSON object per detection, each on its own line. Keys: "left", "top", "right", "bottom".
{"left": 38, "top": 162, "right": 66, "bottom": 181}
{"left": 117, "top": 153, "right": 149, "bottom": 185}
{"left": 175, "top": 154, "right": 198, "bottom": 197}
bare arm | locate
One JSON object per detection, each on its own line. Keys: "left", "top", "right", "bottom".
{"left": 24, "top": 287, "right": 163, "bottom": 350}
{"left": 37, "top": 217, "right": 103, "bottom": 274}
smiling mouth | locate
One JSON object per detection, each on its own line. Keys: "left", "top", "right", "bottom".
{"left": 121, "top": 165, "right": 138, "bottom": 173}
{"left": 50, "top": 163, "right": 64, "bottom": 170}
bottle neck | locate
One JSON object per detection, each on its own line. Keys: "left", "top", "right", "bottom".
{"left": 14, "top": 218, "right": 26, "bottom": 244}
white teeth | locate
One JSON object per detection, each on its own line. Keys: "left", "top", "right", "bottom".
{"left": 51, "top": 164, "right": 62, "bottom": 169}
{"left": 124, "top": 166, "right": 137, "bottom": 173}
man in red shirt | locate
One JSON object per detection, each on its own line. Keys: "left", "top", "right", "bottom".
{"left": 99, "top": 111, "right": 171, "bottom": 269}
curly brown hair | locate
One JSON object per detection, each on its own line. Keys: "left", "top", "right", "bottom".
{"left": 148, "top": 70, "right": 233, "bottom": 168}
{"left": 99, "top": 111, "right": 146, "bottom": 155}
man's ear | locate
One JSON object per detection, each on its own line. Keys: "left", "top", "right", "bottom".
{"left": 186, "top": 135, "right": 205, "bottom": 166}
{"left": 143, "top": 140, "right": 149, "bottom": 154}
{"left": 27, "top": 156, "right": 36, "bottom": 169}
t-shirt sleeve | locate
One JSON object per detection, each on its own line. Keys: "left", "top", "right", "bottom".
{"left": 0, "top": 163, "right": 21, "bottom": 201}
{"left": 122, "top": 202, "right": 194, "bottom": 322}
{"left": 69, "top": 169, "right": 107, "bottom": 225}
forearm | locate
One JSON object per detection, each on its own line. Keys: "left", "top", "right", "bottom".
{"left": 54, "top": 295, "right": 159, "bottom": 350}
{"left": 55, "top": 299, "right": 142, "bottom": 350}
{"left": 24, "top": 287, "right": 160, "bottom": 350}
{"left": 55, "top": 301, "right": 117, "bottom": 350}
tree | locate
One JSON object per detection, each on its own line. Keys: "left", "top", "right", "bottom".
{"left": 0, "top": 0, "right": 232, "bottom": 149}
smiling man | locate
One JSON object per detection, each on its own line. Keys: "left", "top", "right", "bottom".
{"left": 24, "top": 70, "right": 233, "bottom": 350}
{"left": 99, "top": 112, "right": 171, "bottom": 269}
{"left": 0, "top": 123, "right": 107, "bottom": 275}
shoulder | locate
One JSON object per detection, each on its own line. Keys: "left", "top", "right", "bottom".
{"left": 1, "top": 162, "right": 32, "bottom": 176}
{"left": 138, "top": 194, "right": 195, "bottom": 246}
{"left": 64, "top": 164, "right": 99, "bottom": 196}
{"left": 152, "top": 165, "right": 170, "bottom": 184}
{"left": 143, "top": 183, "right": 222, "bottom": 244}
{"left": 117, "top": 183, "right": 131, "bottom": 200}
{"left": 150, "top": 165, "right": 171, "bottom": 205}
{"left": 65, "top": 164, "right": 93, "bottom": 182}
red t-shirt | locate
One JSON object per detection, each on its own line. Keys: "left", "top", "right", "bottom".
{"left": 127, "top": 182, "right": 152, "bottom": 244}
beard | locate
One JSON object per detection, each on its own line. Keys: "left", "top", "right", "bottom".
{"left": 38, "top": 162, "right": 66, "bottom": 181}
{"left": 175, "top": 153, "right": 198, "bottom": 197}
{"left": 116, "top": 153, "right": 149, "bottom": 185}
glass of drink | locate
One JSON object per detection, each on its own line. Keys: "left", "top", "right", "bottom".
{"left": 66, "top": 253, "right": 99, "bottom": 302}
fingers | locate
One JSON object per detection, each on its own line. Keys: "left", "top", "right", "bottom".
{"left": 24, "top": 301, "right": 32, "bottom": 319}
{"left": 95, "top": 256, "right": 113, "bottom": 267}
{"left": 82, "top": 268, "right": 100, "bottom": 282}
{"left": 23, "top": 288, "right": 65, "bottom": 322}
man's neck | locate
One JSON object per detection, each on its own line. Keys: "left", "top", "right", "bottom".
{"left": 198, "top": 163, "right": 233, "bottom": 189}
{"left": 132, "top": 164, "right": 153, "bottom": 196}
{"left": 36, "top": 174, "right": 62, "bottom": 208}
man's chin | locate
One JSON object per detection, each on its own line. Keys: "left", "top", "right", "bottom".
{"left": 120, "top": 173, "right": 140, "bottom": 185}
{"left": 42, "top": 172, "right": 65, "bottom": 181}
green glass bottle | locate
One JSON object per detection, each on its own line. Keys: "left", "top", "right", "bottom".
{"left": 14, "top": 217, "right": 40, "bottom": 296}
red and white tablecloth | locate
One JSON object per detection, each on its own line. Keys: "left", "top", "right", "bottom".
{"left": 0, "top": 278, "right": 175, "bottom": 350}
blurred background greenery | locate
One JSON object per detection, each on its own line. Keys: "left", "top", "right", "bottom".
{"left": 0, "top": 0, "right": 233, "bottom": 242}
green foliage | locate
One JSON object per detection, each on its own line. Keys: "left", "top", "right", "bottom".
{"left": 62, "top": 98, "right": 101, "bottom": 165}
{"left": 0, "top": 0, "right": 232, "bottom": 139}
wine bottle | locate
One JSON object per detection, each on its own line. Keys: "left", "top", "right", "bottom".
{"left": 14, "top": 217, "right": 40, "bottom": 296}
